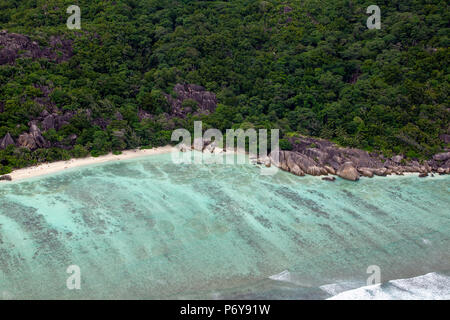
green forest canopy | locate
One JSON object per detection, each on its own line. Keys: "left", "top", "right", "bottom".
{"left": 0, "top": 0, "right": 449, "bottom": 174}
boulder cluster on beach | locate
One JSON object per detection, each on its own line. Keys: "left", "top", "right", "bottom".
{"left": 180, "top": 135, "right": 450, "bottom": 182}
{"left": 268, "top": 136, "right": 450, "bottom": 181}
{"left": 178, "top": 138, "right": 224, "bottom": 154}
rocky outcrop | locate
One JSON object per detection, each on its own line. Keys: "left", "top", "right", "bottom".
{"left": 7, "top": 110, "right": 77, "bottom": 150}
{"left": 115, "top": 111, "right": 124, "bottom": 121}
{"left": 358, "top": 167, "right": 374, "bottom": 178}
{"left": 324, "top": 165, "right": 335, "bottom": 175}
{"left": 265, "top": 135, "right": 450, "bottom": 180}
{"left": 42, "top": 114, "right": 55, "bottom": 131}
{"left": 138, "top": 109, "right": 152, "bottom": 121}
{"left": 289, "top": 136, "right": 385, "bottom": 171}
{"left": 433, "top": 152, "right": 450, "bottom": 162}
{"left": 165, "top": 84, "right": 217, "bottom": 117}
{"left": 18, "top": 134, "right": 36, "bottom": 149}
{"left": 0, "top": 30, "right": 72, "bottom": 65}
{"left": 269, "top": 138, "right": 373, "bottom": 180}
{"left": 0, "top": 132, "right": 14, "bottom": 149}
{"left": 18, "top": 124, "right": 49, "bottom": 150}
{"left": 391, "top": 155, "right": 403, "bottom": 163}
{"left": 177, "top": 137, "right": 225, "bottom": 155}
{"left": 290, "top": 164, "right": 305, "bottom": 176}
{"left": 439, "top": 134, "right": 450, "bottom": 144}
{"left": 0, "top": 175, "right": 12, "bottom": 181}
{"left": 172, "top": 132, "right": 449, "bottom": 181}
{"left": 92, "top": 117, "right": 110, "bottom": 130}
{"left": 373, "top": 168, "right": 388, "bottom": 176}
{"left": 283, "top": 6, "right": 293, "bottom": 14}
{"left": 337, "top": 162, "right": 360, "bottom": 181}
{"left": 41, "top": 112, "right": 74, "bottom": 131}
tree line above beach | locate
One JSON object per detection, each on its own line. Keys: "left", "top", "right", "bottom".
{"left": 0, "top": 0, "right": 449, "bottom": 174}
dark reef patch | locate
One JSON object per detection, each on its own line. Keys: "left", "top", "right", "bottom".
{"left": 275, "top": 187, "right": 329, "bottom": 218}
{"left": 1, "top": 201, "right": 70, "bottom": 266}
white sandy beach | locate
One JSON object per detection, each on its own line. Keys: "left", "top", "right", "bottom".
{"left": 4, "top": 145, "right": 177, "bottom": 182}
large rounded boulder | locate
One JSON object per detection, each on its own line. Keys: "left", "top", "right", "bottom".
{"left": 337, "top": 162, "right": 360, "bottom": 181}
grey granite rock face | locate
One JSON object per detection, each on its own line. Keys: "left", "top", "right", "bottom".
{"left": 265, "top": 135, "right": 449, "bottom": 180}
{"left": 165, "top": 84, "right": 217, "bottom": 117}
{"left": 439, "top": 134, "right": 450, "bottom": 144}
{"left": 433, "top": 152, "right": 450, "bottom": 162}
{"left": 18, "top": 124, "right": 50, "bottom": 150}
{"left": 358, "top": 167, "right": 374, "bottom": 178}
{"left": 0, "top": 133, "right": 14, "bottom": 149}
{"left": 0, "top": 31, "right": 72, "bottom": 65}
{"left": 42, "top": 114, "right": 56, "bottom": 131}
{"left": 391, "top": 155, "right": 404, "bottom": 163}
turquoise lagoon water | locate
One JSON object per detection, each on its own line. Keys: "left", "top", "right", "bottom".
{"left": 0, "top": 152, "right": 449, "bottom": 299}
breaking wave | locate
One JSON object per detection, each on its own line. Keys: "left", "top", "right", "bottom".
{"left": 327, "top": 272, "right": 450, "bottom": 300}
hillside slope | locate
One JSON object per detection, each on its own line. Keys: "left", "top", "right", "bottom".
{"left": 0, "top": 0, "right": 449, "bottom": 173}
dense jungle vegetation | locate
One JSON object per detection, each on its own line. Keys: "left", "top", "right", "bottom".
{"left": 0, "top": 0, "right": 449, "bottom": 173}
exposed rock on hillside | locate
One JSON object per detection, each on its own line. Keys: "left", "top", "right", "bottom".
{"left": 433, "top": 152, "right": 450, "bottom": 162}
{"left": 0, "top": 132, "right": 14, "bottom": 149}
{"left": 41, "top": 111, "right": 74, "bottom": 131}
{"left": 166, "top": 84, "right": 217, "bottom": 117}
{"left": 439, "top": 134, "right": 450, "bottom": 144}
{"left": 138, "top": 109, "right": 152, "bottom": 121}
{"left": 0, "top": 30, "right": 73, "bottom": 65}
{"left": 18, "top": 124, "right": 49, "bottom": 150}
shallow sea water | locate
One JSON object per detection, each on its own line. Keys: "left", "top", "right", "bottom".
{"left": 0, "top": 152, "right": 449, "bottom": 299}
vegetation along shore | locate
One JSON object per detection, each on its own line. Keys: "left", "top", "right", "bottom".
{"left": 1, "top": 1, "right": 449, "bottom": 181}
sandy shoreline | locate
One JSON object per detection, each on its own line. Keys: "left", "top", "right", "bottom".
{"left": 3, "top": 145, "right": 177, "bottom": 182}
{"left": 1, "top": 145, "right": 444, "bottom": 183}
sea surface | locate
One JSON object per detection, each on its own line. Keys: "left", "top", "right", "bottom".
{"left": 0, "top": 152, "right": 449, "bottom": 299}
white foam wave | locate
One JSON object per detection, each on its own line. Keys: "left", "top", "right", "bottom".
{"left": 327, "top": 272, "right": 450, "bottom": 300}
{"left": 268, "top": 270, "right": 309, "bottom": 287}
{"left": 319, "top": 281, "right": 363, "bottom": 296}
{"left": 269, "top": 270, "right": 292, "bottom": 282}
